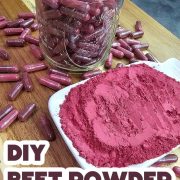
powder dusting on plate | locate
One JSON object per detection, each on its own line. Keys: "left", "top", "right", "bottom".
{"left": 60, "top": 64, "right": 180, "bottom": 167}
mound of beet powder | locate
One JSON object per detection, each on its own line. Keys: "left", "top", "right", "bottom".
{"left": 60, "top": 64, "right": 180, "bottom": 167}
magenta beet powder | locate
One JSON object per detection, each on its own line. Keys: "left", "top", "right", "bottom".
{"left": 60, "top": 64, "right": 180, "bottom": 167}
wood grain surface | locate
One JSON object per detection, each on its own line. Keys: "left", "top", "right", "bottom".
{"left": 0, "top": 0, "right": 179, "bottom": 179}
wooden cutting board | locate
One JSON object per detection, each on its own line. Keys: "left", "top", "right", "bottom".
{"left": 22, "top": 0, "right": 36, "bottom": 12}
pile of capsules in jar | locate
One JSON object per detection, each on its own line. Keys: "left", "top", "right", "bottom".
{"left": 37, "top": 0, "right": 119, "bottom": 69}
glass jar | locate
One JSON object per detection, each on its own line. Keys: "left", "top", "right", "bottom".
{"left": 36, "top": 0, "right": 124, "bottom": 72}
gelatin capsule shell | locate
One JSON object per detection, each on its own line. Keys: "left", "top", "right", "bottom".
{"left": 0, "top": 105, "right": 14, "bottom": 121}
{"left": 38, "top": 77, "right": 62, "bottom": 91}
{"left": 0, "top": 66, "right": 19, "bottom": 73}
{"left": 39, "top": 114, "right": 56, "bottom": 141}
{"left": 0, "top": 74, "right": 20, "bottom": 82}
{"left": 8, "top": 81, "right": 24, "bottom": 101}
{"left": 0, "top": 109, "right": 19, "bottom": 131}
{"left": 19, "top": 103, "right": 36, "bottom": 121}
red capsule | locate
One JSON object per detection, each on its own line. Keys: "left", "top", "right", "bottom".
{"left": 116, "top": 27, "right": 126, "bottom": 34}
{"left": 31, "top": 23, "right": 39, "bottom": 31}
{"left": 111, "top": 48, "right": 124, "bottom": 59}
{"left": 116, "top": 30, "right": 132, "bottom": 39}
{"left": 173, "top": 166, "right": 180, "bottom": 177}
{"left": 59, "top": 6, "right": 90, "bottom": 21}
{"left": 24, "top": 62, "right": 47, "bottom": 73}
{"left": 42, "top": 9, "right": 62, "bottom": 20}
{"left": 6, "top": 39, "right": 25, "bottom": 47}
{"left": 22, "top": 72, "right": 33, "bottom": 92}
{"left": 95, "top": 32, "right": 107, "bottom": 44}
{"left": 88, "top": 16, "right": 103, "bottom": 27}
{"left": 81, "top": 24, "right": 95, "bottom": 34}
{"left": 135, "top": 21, "right": 143, "bottom": 32}
{"left": 51, "top": 54, "right": 67, "bottom": 63}
{"left": 25, "top": 35, "right": 39, "bottom": 46}
{"left": 19, "top": 28, "right": 31, "bottom": 39}
{"left": 116, "top": 63, "right": 125, "bottom": 68}
{"left": 105, "top": 53, "right": 113, "bottom": 69}
{"left": 8, "top": 81, "right": 24, "bottom": 101}
{"left": 0, "top": 74, "right": 20, "bottom": 82}
{"left": 78, "top": 42, "right": 99, "bottom": 52}
{"left": 0, "top": 105, "right": 14, "bottom": 121}
{"left": 49, "top": 68, "right": 70, "bottom": 78}
{"left": 82, "top": 69, "right": 102, "bottom": 80}
{"left": 6, "top": 18, "right": 24, "bottom": 28}
{"left": 104, "top": 0, "right": 117, "bottom": 8}
{"left": 0, "top": 20, "right": 7, "bottom": 29}
{"left": 125, "top": 38, "right": 141, "bottom": 45}
{"left": 118, "top": 39, "right": 132, "bottom": 51}
{"left": 156, "top": 154, "right": 178, "bottom": 164}
{"left": 67, "top": 35, "right": 78, "bottom": 50}
{"left": 83, "top": 27, "right": 104, "bottom": 42}
{"left": 112, "top": 42, "right": 121, "bottom": 48}
{"left": 18, "top": 103, "right": 36, "bottom": 122}
{"left": 0, "top": 48, "right": 10, "bottom": 60}
{"left": 117, "top": 46, "right": 134, "bottom": 59}
{"left": 39, "top": 113, "right": 56, "bottom": 141}
{"left": 132, "top": 43, "right": 149, "bottom": 50}
{"left": 52, "top": 39, "right": 68, "bottom": 55}
{"left": 4, "top": 28, "right": 24, "bottom": 36}
{"left": 20, "top": 18, "right": 34, "bottom": 28}
{"left": 42, "top": 0, "right": 59, "bottom": 9}
{"left": 38, "top": 77, "right": 62, "bottom": 91}
{"left": 30, "top": 44, "right": 44, "bottom": 60}
{"left": 89, "top": 7, "right": 101, "bottom": 16}
{"left": 0, "top": 109, "right": 19, "bottom": 132}
{"left": 131, "top": 31, "right": 144, "bottom": 39}
{"left": 76, "top": 48, "right": 98, "bottom": 58}
{"left": 146, "top": 53, "right": 157, "bottom": 62}
{"left": 18, "top": 12, "right": 36, "bottom": 19}
{"left": 72, "top": 54, "right": 94, "bottom": 65}
{"left": 133, "top": 49, "right": 148, "bottom": 61}
{"left": 49, "top": 73, "right": 72, "bottom": 86}
{"left": 60, "top": 0, "right": 90, "bottom": 12}
{"left": 0, "top": 66, "right": 19, "bottom": 73}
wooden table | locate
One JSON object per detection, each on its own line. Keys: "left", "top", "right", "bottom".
{"left": 0, "top": 0, "right": 180, "bottom": 178}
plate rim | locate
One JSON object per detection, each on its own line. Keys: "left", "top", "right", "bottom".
{"left": 48, "top": 59, "right": 180, "bottom": 168}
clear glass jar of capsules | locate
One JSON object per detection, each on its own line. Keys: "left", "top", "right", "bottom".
{"left": 36, "top": 0, "right": 124, "bottom": 72}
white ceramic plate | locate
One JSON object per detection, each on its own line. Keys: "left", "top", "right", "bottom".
{"left": 48, "top": 58, "right": 180, "bottom": 169}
